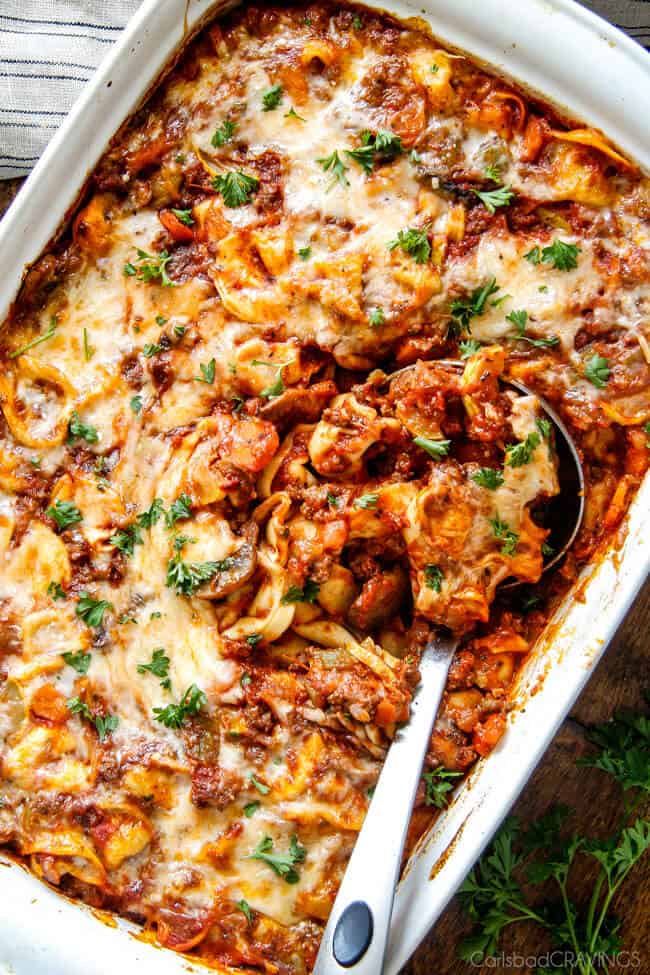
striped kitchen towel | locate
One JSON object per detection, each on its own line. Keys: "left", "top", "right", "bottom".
{"left": 0, "top": 0, "right": 648, "bottom": 178}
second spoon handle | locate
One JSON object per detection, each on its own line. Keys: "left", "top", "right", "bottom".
{"left": 312, "top": 633, "right": 458, "bottom": 975}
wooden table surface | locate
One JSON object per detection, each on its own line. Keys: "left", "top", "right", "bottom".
{"left": 1, "top": 178, "right": 648, "bottom": 973}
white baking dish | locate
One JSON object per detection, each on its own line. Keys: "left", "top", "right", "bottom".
{"left": 0, "top": 1, "right": 648, "bottom": 972}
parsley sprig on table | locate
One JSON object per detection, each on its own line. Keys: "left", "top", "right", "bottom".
{"left": 457, "top": 705, "right": 650, "bottom": 974}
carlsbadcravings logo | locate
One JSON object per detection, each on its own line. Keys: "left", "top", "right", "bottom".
{"left": 468, "top": 951, "right": 642, "bottom": 969}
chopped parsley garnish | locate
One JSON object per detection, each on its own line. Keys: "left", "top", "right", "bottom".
{"left": 76, "top": 593, "right": 113, "bottom": 627}
{"left": 459, "top": 339, "right": 483, "bottom": 358}
{"left": 541, "top": 541, "right": 554, "bottom": 558}
{"left": 143, "top": 342, "right": 162, "bottom": 358}
{"left": 645, "top": 421, "right": 650, "bottom": 448}
{"left": 83, "top": 327, "right": 94, "bottom": 361}
{"left": 137, "top": 498, "right": 165, "bottom": 529}
{"left": 449, "top": 277, "right": 500, "bottom": 335}
{"left": 584, "top": 354, "right": 610, "bottom": 389}
{"left": 124, "top": 248, "right": 173, "bottom": 286}
{"left": 251, "top": 358, "right": 292, "bottom": 399}
{"left": 153, "top": 684, "right": 207, "bottom": 729}
{"left": 423, "top": 767, "right": 463, "bottom": 808}
{"left": 47, "top": 581, "right": 67, "bottom": 600}
{"left": 387, "top": 226, "right": 431, "bottom": 264}
{"left": 472, "top": 467, "right": 504, "bottom": 489}
{"left": 281, "top": 580, "right": 320, "bottom": 604}
{"left": 369, "top": 307, "right": 385, "bottom": 327}
{"left": 524, "top": 239, "right": 580, "bottom": 271}
{"left": 237, "top": 899, "right": 253, "bottom": 924}
{"left": 345, "top": 129, "right": 403, "bottom": 174}
{"left": 249, "top": 774, "right": 270, "bottom": 795}
{"left": 248, "top": 834, "right": 306, "bottom": 884}
{"left": 536, "top": 417, "right": 552, "bottom": 440}
{"left": 246, "top": 633, "right": 262, "bottom": 646}
{"left": 171, "top": 207, "right": 194, "bottom": 226}
{"left": 47, "top": 499, "right": 82, "bottom": 531}
{"left": 327, "top": 492, "right": 340, "bottom": 508}
{"left": 285, "top": 107, "right": 306, "bottom": 121}
{"left": 62, "top": 651, "right": 91, "bottom": 675}
{"left": 489, "top": 515, "right": 519, "bottom": 556}
{"left": 67, "top": 698, "right": 118, "bottom": 742}
{"left": 109, "top": 523, "right": 144, "bottom": 556}
{"left": 155, "top": 314, "right": 167, "bottom": 326}
{"left": 413, "top": 435, "right": 451, "bottom": 459}
{"left": 316, "top": 150, "right": 350, "bottom": 189}
{"left": 352, "top": 14, "right": 363, "bottom": 28}
{"left": 137, "top": 648, "right": 171, "bottom": 690}
{"left": 472, "top": 184, "right": 515, "bottom": 214}
{"left": 130, "top": 394, "right": 143, "bottom": 414}
{"left": 505, "top": 431, "right": 540, "bottom": 468}
{"left": 262, "top": 84, "right": 283, "bottom": 112}
{"left": 424, "top": 564, "right": 444, "bottom": 593}
{"left": 166, "top": 538, "right": 234, "bottom": 596}
{"left": 298, "top": 245, "right": 311, "bottom": 259}
{"left": 211, "top": 119, "right": 236, "bottom": 147}
{"left": 240, "top": 673, "right": 252, "bottom": 687}
{"left": 244, "top": 801, "right": 261, "bottom": 818}
{"left": 165, "top": 493, "right": 193, "bottom": 529}
{"left": 483, "top": 163, "right": 501, "bottom": 182}
{"left": 195, "top": 358, "right": 216, "bottom": 384}
{"left": 68, "top": 410, "right": 99, "bottom": 445}
{"left": 9, "top": 315, "right": 58, "bottom": 359}
{"left": 430, "top": 63, "right": 440, "bottom": 74}
{"left": 506, "top": 309, "right": 559, "bottom": 348}
{"left": 213, "top": 169, "right": 260, "bottom": 207}
{"left": 354, "top": 492, "right": 379, "bottom": 509}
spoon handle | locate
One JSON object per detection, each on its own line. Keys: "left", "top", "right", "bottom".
{"left": 312, "top": 633, "right": 458, "bottom": 975}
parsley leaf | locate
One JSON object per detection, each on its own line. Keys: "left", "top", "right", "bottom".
{"left": 137, "top": 498, "right": 165, "bottom": 529}
{"left": 68, "top": 410, "right": 99, "bottom": 445}
{"left": 354, "top": 493, "right": 379, "bottom": 509}
{"left": 109, "top": 523, "right": 144, "bottom": 557}
{"left": 62, "top": 651, "right": 91, "bottom": 675}
{"left": 137, "top": 648, "right": 171, "bottom": 690}
{"left": 47, "top": 499, "right": 82, "bottom": 531}
{"left": 423, "top": 767, "right": 462, "bottom": 808}
{"left": 489, "top": 515, "right": 519, "bottom": 555}
{"left": 262, "top": 84, "right": 283, "bottom": 111}
{"left": 95, "top": 714, "right": 119, "bottom": 742}
{"left": 165, "top": 493, "right": 193, "bottom": 529}
{"left": 281, "top": 580, "right": 320, "bottom": 604}
{"left": 249, "top": 773, "right": 270, "bottom": 795}
{"left": 298, "top": 245, "right": 311, "bottom": 259}
{"left": 388, "top": 227, "right": 431, "bottom": 264}
{"left": 244, "top": 801, "right": 261, "bottom": 818}
{"left": 505, "top": 431, "right": 540, "bottom": 467}
{"left": 195, "top": 358, "right": 216, "bottom": 384}
{"left": 345, "top": 129, "right": 403, "bottom": 173}
{"left": 284, "top": 107, "right": 306, "bottom": 121}
{"left": 472, "top": 467, "right": 504, "bottom": 489}
{"left": 76, "top": 593, "right": 113, "bottom": 627}
{"left": 83, "top": 327, "right": 94, "bottom": 361}
{"left": 251, "top": 359, "right": 292, "bottom": 399}
{"left": 237, "top": 899, "right": 253, "bottom": 924}
{"left": 584, "top": 354, "right": 610, "bottom": 389}
{"left": 472, "top": 184, "right": 515, "bottom": 213}
{"left": 369, "top": 307, "right": 385, "bottom": 327}
{"left": 506, "top": 308, "right": 560, "bottom": 348}
{"left": 143, "top": 342, "right": 162, "bottom": 358}
{"left": 130, "top": 394, "right": 143, "bottom": 414}
{"left": 459, "top": 338, "right": 482, "bottom": 359}
{"left": 124, "top": 248, "right": 173, "bottom": 286}
{"left": 153, "top": 684, "right": 207, "bottom": 729}
{"left": 171, "top": 207, "right": 194, "bottom": 226}
{"left": 213, "top": 169, "right": 259, "bottom": 207}
{"left": 424, "top": 564, "right": 444, "bottom": 592}
{"left": 47, "top": 581, "right": 67, "bottom": 601}
{"left": 413, "top": 435, "right": 451, "bottom": 459}
{"left": 524, "top": 239, "right": 580, "bottom": 271}
{"left": 449, "top": 277, "right": 500, "bottom": 335}
{"left": 211, "top": 119, "right": 236, "bottom": 147}
{"left": 316, "top": 150, "right": 350, "bottom": 189}
{"left": 248, "top": 834, "right": 306, "bottom": 884}
{"left": 165, "top": 538, "right": 233, "bottom": 596}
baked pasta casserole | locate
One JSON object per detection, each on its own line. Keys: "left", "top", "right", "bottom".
{"left": 0, "top": 3, "right": 648, "bottom": 972}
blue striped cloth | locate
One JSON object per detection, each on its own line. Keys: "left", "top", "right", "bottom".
{"left": 0, "top": 0, "right": 648, "bottom": 178}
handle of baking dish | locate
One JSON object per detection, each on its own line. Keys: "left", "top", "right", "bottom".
{"left": 311, "top": 633, "right": 458, "bottom": 975}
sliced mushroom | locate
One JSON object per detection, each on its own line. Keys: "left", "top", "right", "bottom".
{"left": 196, "top": 522, "right": 259, "bottom": 600}
{"left": 260, "top": 380, "right": 337, "bottom": 433}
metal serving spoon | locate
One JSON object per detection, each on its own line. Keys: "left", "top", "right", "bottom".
{"left": 313, "top": 363, "right": 585, "bottom": 975}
